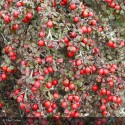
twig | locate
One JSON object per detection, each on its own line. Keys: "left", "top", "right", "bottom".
{"left": 1, "top": 34, "right": 8, "bottom": 43}
{"left": 47, "top": 30, "right": 59, "bottom": 41}
{"left": 47, "top": 30, "right": 53, "bottom": 40}
{"left": 77, "top": 51, "right": 83, "bottom": 57}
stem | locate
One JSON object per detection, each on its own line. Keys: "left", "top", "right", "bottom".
{"left": 66, "top": 25, "right": 70, "bottom": 30}
{"left": 47, "top": 30, "right": 59, "bottom": 41}
{"left": 1, "top": 34, "right": 8, "bottom": 43}
{"left": 29, "top": 69, "right": 33, "bottom": 78}
{"left": 47, "top": 30, "right": 53, "bottom": 40}
{"left": 77, "top": 51, "right": 83, "bottom": 57}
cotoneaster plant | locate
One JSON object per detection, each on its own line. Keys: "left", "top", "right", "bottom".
{"left": 0, "top": 0, "right": 125, "bottom": 123}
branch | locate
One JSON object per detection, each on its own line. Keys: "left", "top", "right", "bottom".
{"left": 47, "top": 30, "right": 59, "bottom": 41}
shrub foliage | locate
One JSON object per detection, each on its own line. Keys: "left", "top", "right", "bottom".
{"left": 0, "top": 0, "right": 125, "bottom": 122}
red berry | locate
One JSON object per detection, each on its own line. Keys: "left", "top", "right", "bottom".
{"left": 103, "top": 69, "right": 109, "bottom": 75}
{"left": 4, "top": 15, "right": 11, "bottom": 23}
{"left": 72, "top": 103, "right": 78, "bottom": 110}
{"left": 91, "top": 19, "right": 97, "bottom": 25}
{"left": 46, "top": 20, "right": 53, "bottom": 28}
{"left": 12, "top": 24, "right": 19, "bottom": 30}
{"left": 54, "top": 114, "right": 60, "bottom": 120}
{"left": 36, "top": 6, "right": 42, "bottom": 12}
{"left": 6, "top": 67, "right": 12, "bottom": 73}
{"left": 16, "top": 1, "right": 23, "bottom": 7}
{"left": 100, "top": 88, "right": 107, "bottom": 95}
{"left": 52, "top": 79, "right": 58, "bottom": 86}
{"left": 68, "top": 46, "right": 77, "bottom": 53}
{"left": 46, "top": 56, "right": 53, "bottom": 63}
{"left": 81, "top": 26, "right": 87, "bottom": 33}
{"left": 52, "top": 2, "right": 56, "bottom": 7}
{"left": 107, "top": 41, "right": 113, "bottom": 47}
{"left": 60, "top": 1, "right": 66, "bottom": 6}
{"left": 53, "top": 92, "right": 60, "bottom": 99}
{"left": 98, "top": 26, "right": 103, "bottom": 32}
{"left": 17, "top": 95, "right": 23, "bottom": 102}
{"left": 101, "top": 98, "right": 107, "bottom": 104}
{"left": 10, "top": 55, "right": 17, "bottom": 61}
{"left": 47, "top": 66, "right": 54, "bottom": 73}
{"left": 70, "top": 3, "right": 77, "bottom": 10}
{"left": 0, "top": 102, "right": 3, "bottom": 108}
{"left": 108, "top": 81, "right": 114, "bottom": 87}
{"left": 1, "top": 73, "right": 7, "bottom": 80}
{"left": 9, "top": 52, "right": 16, "bottom": 57}
{"left": 119, "top": 41, "right": 125, "bottom": 46}
{"left": 98, "top": 69, "right": 104, "bottom": 75}
{"left": 105, "top": 0, "right": 112, "bottom": 3}
{"left": 80, "top": 69, "right": 85, "bottom": 75}
{"left": 87, "top": 27, "right": 92, "bottom": 33}
{"left": 102, "top": 110, "right": 108, "bottom": 116}
{"left": 23, "top": 18, "right": 30, "bottom": 23}
{"left": 112, "top": 43, "right": 117, "bottom": 48}
{"left": 88, "top": 12, "right": 94, "bottom": 17}
{"left": 63, "top": 0, "right": 68, "bottom": 3}
{"left": 115, "top": 5, "right": 120, "bottom": 10}
{"left": 110, "top": 2, "right": 116, "bottom": 8}
{"left": 93, "top": 48, "right": 100, "bottom": 54}
{"left": 74, "top": 16, "right": 79, "bottom": 23}
{"left": 74, "top": 95, "right": 80, "bottom": 102}
{"left": 26, "top": 13, "right": 33, "bottom": 20}
{"left": 70, "top": 111, "right": 75, "bottom": 117}
{"left": 38, "top": 40, "right": 45, "bottom": 47}
{"left": 91, "top": 65, "right": 96, "bottom": 72}
{"left": 44, "top": 100, "right": 51, "bottom": 108}
{"left": 46, "top": 82, "right": 52, "bottom": 89}
{"left": 92, "top": 85, "right": 99, "bottom": 91}
{"left": 82, "top": 11, "right": 89, "bottom": 17}
{"left": 14, "top": 89, "right": 21, "bottom": 95}
{"left": 20, "top": 103, "right": 25, "bottom": 110}
{"left": 34, "top": 81, "right": 41, "bottom": 88}
{"left": 108, "top": 95, "right": 113, "bottom": 101}
{"left": 116, "top": 97, "right": 122, "bottom": 104}
{"left": 32, "top": 104, "right": 39, "bottom": 110}
{"left": 82, "top": 38, "right": 88, "bottom": 44}
{"left": 1, "top": 66, "right": 7, "bottom": 71}
{"left": 112, "top": 64, "right": 117, "bottom": 70}
{"left": 67, "top": 51, "right": 75, "bottom": 57}
{"left": 112, "top": 96, "right": 117, "bottom": 102}
{"left": 69, "top": 83, "right": 75, "bottom": 90}
{"left": 13, "top": 11, "right": 20, "bottom": 18}
{"left": 67, "top": 95, "right": 73, "bottom": 101}
{"left": 34, "top": 112, "right": 41, "bottom": 118}
{"left": 61, "top": 101, "right": 68, "bottom": 108}
{"left": 100, "top": 105, "right": 106, "bottom": 111}
{"left": 31, "top": 86, "right": 37, "bottom": 93}
{"left": 36, "top": 57, "right": 42, "bottom": 64}
{"left": 110, "top": 67, "right": 115, "bottom": 73}
{"left": 7, "top": 0, "right": 12, "bottom": 2}
{"left": 47, "top": 107, "right": 53, "bottom": 113}
{"left": 39, "top": 31, "right": 46, "bottom": 38}
{"left": 85, "top": 67, "right": 91, "bottom": 74}
{"left": 75, "top": 59, "right": 82, "bottom": 66}
{"left": 70, "top": 32, "right": 77, "bottom": 38}
{"left": 25, "top": 109, "right": 30, "bottom": 114}
{"left": 63, "top": 79, "right": 70, "bottom": 87}
{"left": 63, "top": 37, "right": 69, "bottom": 43}
{"left": 106, "top": 90, "right": 111, "bottom": 96}
{"left": 43, "top": 68, "right": 49, "bottom": 74}
{"left": 38, "top": 75, "right": 44, "bottom": 81}
{"left": 51, "top": 102, "right": 57, "bottom": 109}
